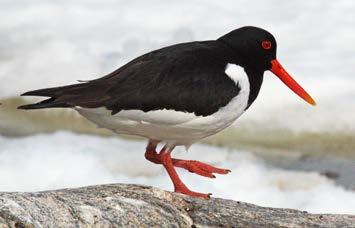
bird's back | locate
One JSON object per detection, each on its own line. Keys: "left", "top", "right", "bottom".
{"left": 19, "top": 40, "right": 242, "bottom": 117}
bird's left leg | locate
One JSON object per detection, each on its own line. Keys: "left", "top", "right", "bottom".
{"left": 172, "top": 159, "right": 230, "bottom": 178}
{"left": 145, "top": 140, "right": 230, "bottom": 178}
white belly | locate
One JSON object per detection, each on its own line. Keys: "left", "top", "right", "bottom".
{"left": 76, "top": 64, "right": 250, "bottom": 146}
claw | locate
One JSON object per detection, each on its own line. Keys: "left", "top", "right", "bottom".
{"left": 173, "top": 160, "right": 231, "bottom": 178}
{"left": 175, "top": 188, "right": 211, "bottom": 199}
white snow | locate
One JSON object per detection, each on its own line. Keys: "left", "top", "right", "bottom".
{"left": 0, "top": 131, "right": 354, "bottom": 214}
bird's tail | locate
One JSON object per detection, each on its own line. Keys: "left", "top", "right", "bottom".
{"left": 18, "top": 97, "right": 71, "bottom": 110}
{"left": 18, "top": 86, "right": 77, "bottom": 110}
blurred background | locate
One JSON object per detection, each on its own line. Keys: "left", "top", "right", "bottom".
{"left": 0, "top": 0, "right": 354, "bottom": 214}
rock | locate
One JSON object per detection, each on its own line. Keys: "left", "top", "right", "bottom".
{"left": 0, "top": 184, "right": 353, "bottom": 227}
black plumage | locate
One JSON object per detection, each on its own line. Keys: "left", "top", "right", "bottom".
{"left": 19, "top": 42, "right": 243, "bottom": 116}
{"left": 19, "top": 26, "right": 274, "bottom": 116}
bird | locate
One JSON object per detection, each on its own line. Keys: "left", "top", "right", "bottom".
{"left": 18, "top": 26, "right": 316, "bottom": 199}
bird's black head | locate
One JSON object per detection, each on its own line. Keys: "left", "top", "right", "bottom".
{"left": 218, "top": 26, "right": 316, "bottom": 106}
{"left": 218, "top": 26, "right": 277, "bottom": 71}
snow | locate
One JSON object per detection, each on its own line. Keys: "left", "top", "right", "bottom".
{"left": 0, "top": 132, "right": 354, "bottom": 214}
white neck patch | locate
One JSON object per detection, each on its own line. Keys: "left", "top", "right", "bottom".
{"left": 224, "top": 63, "right": 250, "bottom": 93}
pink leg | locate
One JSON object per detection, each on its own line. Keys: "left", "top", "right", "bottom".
{"left": 145, "top": 140, "right": 230, "bottom": 178}
{"left": 172, "top": 159, "right": 230, "bottom": 178}
{"left": 144, "top": 140, "right": 231, "bottom": 199}
{"left": 159, "top": 145, "right": 211, "bottom": 199}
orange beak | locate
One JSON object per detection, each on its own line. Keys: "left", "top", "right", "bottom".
{"left": 270, "top": 59, "right": 316, "bottom": 106}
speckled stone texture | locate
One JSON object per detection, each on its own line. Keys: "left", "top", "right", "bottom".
{"left": 0, "top": 184, "right": 354, "bottom": 227}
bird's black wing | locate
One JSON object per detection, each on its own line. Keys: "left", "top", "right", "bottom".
{"left": 19, "top": 41, "right": 241, "bottom": 117}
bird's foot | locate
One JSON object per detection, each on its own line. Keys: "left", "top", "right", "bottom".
{"left": 147, "top": 152, "right": 230, "bottom": 178}
{"left": 175, "top": 186, "right": 212, "bottom": 199}
{"left": 173, "top": 159, "right": 231, "bottom": 178}
{"left": 145, "top": 141, "right": 225, "bottom": 199}
{"left": 145, "top": 141, "right": 231, "bottom": 178}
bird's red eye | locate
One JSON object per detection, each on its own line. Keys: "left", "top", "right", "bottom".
{"left": 261, "top": 40, "right": 272, "bottom": 50}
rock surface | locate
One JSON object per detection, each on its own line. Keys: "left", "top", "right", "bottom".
{"left": 0, "top": 184, "right": 354, "bottom": 227}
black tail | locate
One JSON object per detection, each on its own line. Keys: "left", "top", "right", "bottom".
{"left": 18, "top": 85, "right": 79, "bottom": 110}
{"left": 18, "top": 98, "right": 72, "bottom": 110}
{"left": 17, "top": 81, "right": 105, "bottom": 110}
{"left": 20, "top": 84, "right": 79, "bottom": 97}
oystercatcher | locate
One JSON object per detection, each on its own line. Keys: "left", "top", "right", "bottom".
{"left": 19, "top": 26, "right": 316, "bottom": 198}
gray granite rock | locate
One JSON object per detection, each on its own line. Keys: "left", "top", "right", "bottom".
{"left": 0, "top": 184, "right": 354, "bottom": 227}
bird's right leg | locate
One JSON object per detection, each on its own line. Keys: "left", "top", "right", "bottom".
{"left": 158, "top": 145, "right": 211, "bottom": 198}
{"left": 145, "top": 140, "right": 210, "bottom": 198}
{"left": 144, "top": 140, "right": 161, "bottom": 164}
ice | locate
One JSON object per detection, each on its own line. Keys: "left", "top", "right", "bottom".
{"left": 0, "top": 131, "right": 354, "bottom": 214}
